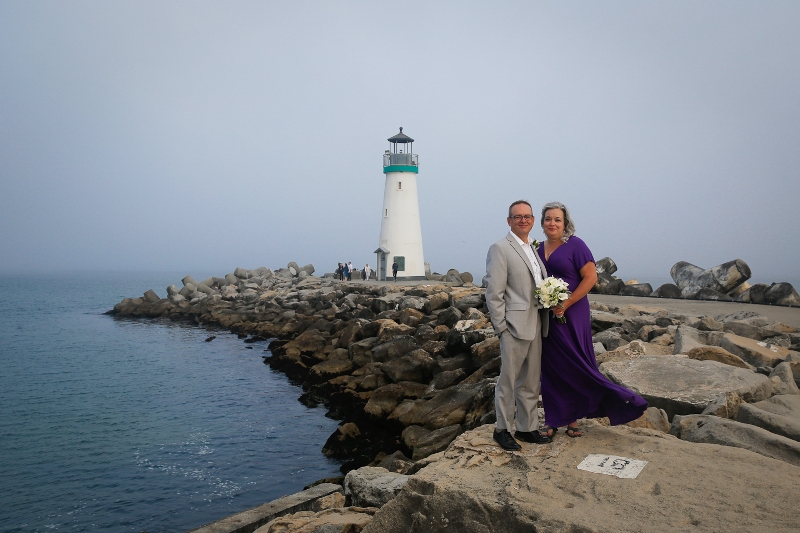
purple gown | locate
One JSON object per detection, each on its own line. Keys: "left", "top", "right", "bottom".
{"left": 538, "top": 236, "right": 648, "bottom": 427}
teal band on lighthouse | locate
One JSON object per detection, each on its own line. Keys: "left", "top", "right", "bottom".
{"left": 383, "top": 165, "right": 419, "bottom": 174}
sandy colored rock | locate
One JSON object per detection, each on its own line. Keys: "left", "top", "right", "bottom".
{"left": 362, "top": 422, "right": 800, "bottom": 533}
{"left": 601, "top": 355, "right": 772, "bottom": 419}
{"left": 769, "top": 361, "right": 800, "bottom": 395}
{"left": 256, "top": 506, "right": 377, "bottom": 533}
{"left": 700, "top": 391, "right": 742, "bottom": 419}
{"left": 736, "top": 394, "right": 800, "bottom": 442}
{"left": 670, "top": 414, "right": 800, "bottom": 466}
{"left": 626, "top": 406, "right": 670, "bottom": 432}
{"left": 685, "top": 345, "right": 752, "bottom": 369}
{"left": 310, "top": 491, "right": 345, "bottom": 512}
{"left": 720, "top": 332, "right": 792, "bottom": 367}
{"left": 596, "top": 340, "right": 671, "bottom": 364}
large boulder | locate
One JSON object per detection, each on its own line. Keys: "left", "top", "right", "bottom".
{"left": 449, "top": 289, "right": 484, "bottom": 312}
{"left": 344, "top": 466, "right": 409, "bottom": 508}
{"left": 670, "top": 260, "right": 751, "bottom": 299}
{"left": 412, "top": 424, "right": 463, "bottom": 460}
{"left": 769, "top": 361, "right": 800, "bottom": 395}
{"left": 601, "top": 355, "right": 773, "bottom": 419}
{"left": 593, "top": 272, "right": 624, "bottom": 294}
{"left": 672, "top": 325, "right": 723, "bottom": 355}
{"left": 381, "top": 349, "right": 436, "bottom": 383}
{"left": 736, "top": 394, "right": 800, "bottom": 442}
{"left": 670, "top": 414, "right": 800, "bottom": 466}
{"left": 362, "top": 422, "right": 800, "bottom": 533}
{"left": 371, "top": 336, "right": 419, "bottom": 363}
{"left": 719, "top": 333, "right": 793, "bottom": 367}
{"left": 685, "top": 346, "right": 752, "bottom": 369}
{"left": 393, "top": 379, "right": 494, "bottom": 430}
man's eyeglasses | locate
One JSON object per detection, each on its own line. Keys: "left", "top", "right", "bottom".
{"left": 510, "top": 215, "right": 534, "bottom": 222}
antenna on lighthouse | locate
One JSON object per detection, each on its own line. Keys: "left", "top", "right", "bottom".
{"left": 375, "top": 128, "right": 426, "bottom": 281}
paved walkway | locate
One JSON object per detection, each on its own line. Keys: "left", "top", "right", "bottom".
{"left": 589, "top": 294, "right": 800, "bottom": 329}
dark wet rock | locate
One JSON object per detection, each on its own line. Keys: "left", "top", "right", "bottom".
{"left": 653, "top": 283, "right": 682, "bottom": 298}
{"left": 382, "top": 349, "right": 436, "bottom": 384}
{"left": 436, "top": 307, "right": 463, "bottom": 329}
{"left": 619, "top": 283, "right": 653, "bottom": 297}
{"left": 412, "top": 424, "right": 463, "bottom": 460}
{"left": 371, "top": 336, "right": 419, "bottom": 363}
{"left": 595, "top": 256, "right": 617, "bottom": 276}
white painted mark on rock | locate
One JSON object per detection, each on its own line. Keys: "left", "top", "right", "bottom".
{"left": 577, "top": 454, "right": 648, "bottom": 479}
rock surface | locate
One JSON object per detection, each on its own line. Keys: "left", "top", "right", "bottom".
{"left": 601, "top": 356, "right": 772, "bottom": 419}
{"left": 344, "top": 466, "right": 409, "bottom": 508}
{"left": 362, "top": 423, "right": 800, "bottom": 533}
{"left": 669, "top": 414, "right": 800, "bottom": 466}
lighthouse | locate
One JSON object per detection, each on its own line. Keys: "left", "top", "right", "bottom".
{"left": 375, "top": 128, "right": 427, "bottom": 281}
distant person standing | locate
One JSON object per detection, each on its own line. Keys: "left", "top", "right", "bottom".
{"left": 347, "top": 262, "right": 354, "bottom": 281}
{"left": 342, "top": 262, "right": 349, "bottom": 282}
{"left": 392, "top": 260, "right": 398, "bottom": 281}
{"left": 335, "top": 263, "right": 343, "bottom": 281}
{"left": 364, "top": 264, "right": 372, "bottom": 281}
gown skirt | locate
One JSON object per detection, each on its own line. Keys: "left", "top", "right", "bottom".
{"left": 538, "top": 236, "right": 648, "bottom": 428}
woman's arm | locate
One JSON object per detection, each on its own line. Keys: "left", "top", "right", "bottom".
{"left": 555, "top": 261, "right": 597, "bottom": 317}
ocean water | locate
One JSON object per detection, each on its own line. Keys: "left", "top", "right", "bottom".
{"left": 0, "top": 272, "right": 341, "bottom": 533}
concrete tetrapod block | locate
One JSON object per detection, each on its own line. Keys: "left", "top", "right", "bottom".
{"left": 362, "top": 422, "right": 800, "bottom": 533}
{"left": 186, "top": 483, "right": 343, "bottom": 533}
{"left": 601, "top": 355, "right": 772, "bottom": 420}
{"left": 670, "top": 414, "right": 800, "bottom": 466}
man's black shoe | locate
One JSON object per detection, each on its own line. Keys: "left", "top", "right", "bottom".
{"left": 493, "top": 429, "right": 521, "bottom": 451}
{"left": 515, "top": 430, "right": 553, "bottom": 444}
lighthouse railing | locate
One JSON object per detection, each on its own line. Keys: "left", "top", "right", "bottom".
{"left": 383, "top": 153, "right": 418, "bottom": 167}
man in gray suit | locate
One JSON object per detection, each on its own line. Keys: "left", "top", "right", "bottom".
{"left": 485, "top": 200, "right": 552, "bottom": 450}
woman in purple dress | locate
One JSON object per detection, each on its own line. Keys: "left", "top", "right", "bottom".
{"left": 536, "top": 202, "right": 647, "bottom": 437}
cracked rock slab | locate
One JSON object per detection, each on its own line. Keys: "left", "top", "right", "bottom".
{"left": 601, "top": 355, "right": 772, "bottom": 419}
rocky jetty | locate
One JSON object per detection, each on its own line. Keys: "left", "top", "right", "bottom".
{"left": 591, "top": 256, "right": 800, "bottom": 306}
{"left": 112, "top": 264, "right": 800, "bottom": 533}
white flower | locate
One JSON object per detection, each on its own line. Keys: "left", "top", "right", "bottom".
{"left": 536, "top": 276, "right": 571, "bottom": 309}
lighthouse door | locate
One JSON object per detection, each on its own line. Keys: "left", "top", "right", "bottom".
{"left": 379, "top": 254, "right": 386, "bottom": 281}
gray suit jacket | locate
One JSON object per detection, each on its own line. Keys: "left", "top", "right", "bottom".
{"left": 485, "top": 232, "right": 550, "bottom": 340}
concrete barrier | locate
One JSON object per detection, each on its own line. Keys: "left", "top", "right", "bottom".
{"left": 186, "top": 483, "right": 343, "bottom": 533}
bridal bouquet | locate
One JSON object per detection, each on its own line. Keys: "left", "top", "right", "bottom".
{"left": 536, "top": 276, "right": 571, "bottom": 323}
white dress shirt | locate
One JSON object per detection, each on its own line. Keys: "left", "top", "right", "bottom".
{"left": 511, "top": 232, "right": 544, "bottom": 287}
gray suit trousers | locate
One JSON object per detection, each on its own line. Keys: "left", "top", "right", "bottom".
{"left": 494, "top": 330, "right": 542, "bottom": 432}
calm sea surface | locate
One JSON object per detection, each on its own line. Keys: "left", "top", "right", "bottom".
{"left": 0, "top": 272, "right": 341, "bottom": 533}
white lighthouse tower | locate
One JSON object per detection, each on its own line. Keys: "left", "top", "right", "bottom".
{"left": 375, "top": 128, "right": 426, "bottom": 281}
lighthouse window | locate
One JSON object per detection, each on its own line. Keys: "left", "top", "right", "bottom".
{"left": 398, "top": 182, "right": 402, "bottom": 190}
{"left": 384, "top": 209, "right": 388, "bottom": 218}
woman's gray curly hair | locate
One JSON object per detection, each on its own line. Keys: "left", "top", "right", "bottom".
{"left": 541, "top": 201, "right": 576, "bottom": 243}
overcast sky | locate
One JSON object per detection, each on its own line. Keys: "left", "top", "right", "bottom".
{"left": 2, "top": 1, "right": 798, "bottom": 287}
